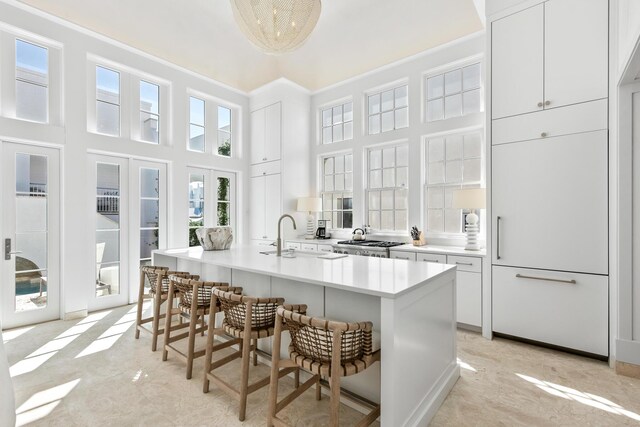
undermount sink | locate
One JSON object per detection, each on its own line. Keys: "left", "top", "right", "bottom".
{"left": 258, "top": 249, "right": 319, "bottom": 258}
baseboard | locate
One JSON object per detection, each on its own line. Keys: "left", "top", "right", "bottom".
{"left": 616, "top": 361, "right": 640, "bottom": 379}
{"left": 63, "top": 309, "right": 87, "bottom": 321}
{"left": 404, "top": 361, "right": 460, "bottom": 426}
{"left": 616, "top": 339, "right": 640, "bottom": 365}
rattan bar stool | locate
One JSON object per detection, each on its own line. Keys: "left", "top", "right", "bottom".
{"left": 203, "top": 289, "right": 302, "bottom": 422}
{"left": 267, "top": 306, "right": 381, "bottom": 427}
{"left": 162, "top": 275, "right": 241, "bottom": 379}
{"left": 134, "top": 266, "right": 195, "bottom": 351}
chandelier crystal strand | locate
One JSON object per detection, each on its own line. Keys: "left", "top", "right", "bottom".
{"left": 230, "top": 0, "right": 322, "bottom": 54}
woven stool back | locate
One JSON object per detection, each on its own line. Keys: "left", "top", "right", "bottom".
{"left": 169, "top": 276, "right": 231, "bottom": 311}
{"left": 277, "top": 307, "right": 374, "bottom": 365}
{"left": 213, "top": 289, "right": 284, "bottom": 331}
{"left": 141, "top": 266, "right": 193, "bottom": 294}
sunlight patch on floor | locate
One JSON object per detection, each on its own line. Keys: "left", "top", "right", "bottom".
{"left": 516, "top": 373, "right": 640, "bottom": 421}
{"left": 457, "top": 357, "right": 477, "bottom": 372}
{"left": 15, "top": 379, "right": 80, "bottom": 426}
{"left": 75, "top": 305, "right": 138, "bottom": 359}
{"left": 2, "top": 326, "right": 34, "bottom": 344}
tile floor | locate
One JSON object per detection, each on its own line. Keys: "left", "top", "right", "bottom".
{"left": 3, "top": 304, "right": 640, "bottom": 426}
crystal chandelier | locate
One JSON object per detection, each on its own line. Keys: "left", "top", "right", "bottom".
{"left": 230, "top": 0, "right": 322, "bottom": 54}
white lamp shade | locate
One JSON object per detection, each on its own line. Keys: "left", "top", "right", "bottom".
{"left": 297, "top": 197, "right": 322, "bottom": 212}
{"left": 452, "top": 188, "right": 486, "bottom": 209}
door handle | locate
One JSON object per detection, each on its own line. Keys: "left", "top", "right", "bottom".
{"left": 4, "top": 238, "right": 22, "bottom": 260}
{"left": 496, "top": 216, "right": 502, "bottom": 260}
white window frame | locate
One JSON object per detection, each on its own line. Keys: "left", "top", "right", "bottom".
{"left": 320, "top": 100, "right": 353, "bottom": 144}
{"left": 423, "top": 128, "right": 484, "bottom": 237}
{"left": 366, "top": 84, "right": 409, "bottom": 135}
{"left": 95, "top": 65, "right": 121, "bottom": 137}
{"left": 188, "top": 96, "right": 206, "bottom": 153}
{"left": 424, "top": 57, "right": 483, "bottom": 123}
{"left": 187, "top": 168, "right": 237, "bottom": 246}
{"left": 139, "top": 79, "right": 160, "bottom": 144}
{"left": 320, "top": 152, "right": 353, "bottom": 230}
{"left": 186, "top": 89, "right": 239, "bottom": 158}
{"left": 365, "top": 143, "right": 409, "bottom": 232}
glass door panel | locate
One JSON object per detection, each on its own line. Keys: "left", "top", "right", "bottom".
{"left": 96, "top": 163, "right": 120, "bottom": 297}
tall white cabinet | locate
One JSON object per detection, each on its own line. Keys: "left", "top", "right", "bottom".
{"left": 489, "top": 0, "right": 609, "bottom": 357}
{"left": 249, "top": 83, "right": 310, "bottom": 245}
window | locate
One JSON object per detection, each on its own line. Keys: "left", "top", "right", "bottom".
{"left": 216, "top": 176, "right": 231, "bottom": 225}
{"left": 425, "top": 131, "right": 482, "bottom": 234}
{"left": 15, "top": 39, "right": 48, "bottom": 123}
{"left": 140, "top": 80, "right": 159, "bottom": 143}
{"left": 96, "top": 66, "right": 120, "bottom": 136}
{"left": 188, "top": 173, "right": 204, "bottom": 247}
{"left": 367, "top": 85, "right": 408, "bottom": 135}
{"left": 139, "top": 168, "right": 160, "bottom": 265}
{"left": 189, "top": 97, "right": 205, "bottom": 152}
{"left": 321, "top": 101, "right": 353, "bottom": 144}
{"left": 321, "top": 153, "right": 353, "bottom": 229}
{"left": 96, "top": 163, "right": 121, "bottom": 296}
{"left": 218, "top": 106, "right": 232, "bottom": 156}
{"left": 426, "top": 63, "right": 481, "bottom": 122}
{"left": 367, "top": 145, "right": 408, "bottom": 231}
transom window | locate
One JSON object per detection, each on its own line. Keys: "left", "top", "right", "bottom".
{"left": 15, "top": 39, "right": 48, "bottom": 123}
{"left": 321, "top": 101, "right": 353, "bottom": 144}
{"left": 218, "top": 106, "right": 232, "bottom": 157}
{"left": 96, "top": 66, "right": 120, "bottom": 136}
{"left": 426, "top": 62, "right": 481, "bottom": 122}
{"left": 425, "top": 130, "right": 483, "bottom": 234}
{"left": 189, "top": 97, "right": 205, "bottom": 152}
{"left": 367, "top": 145, "right": 408, "bottom": 231}
{"left": 367, "top": 85, "right": 408, "bottom": 135}
{"left": 321, "top": 153, "right": 353, "bottom": 229}
{"left": 140, "top": 80, "right": 160, "bottom": 143}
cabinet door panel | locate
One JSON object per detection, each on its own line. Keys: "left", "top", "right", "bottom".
{"left": 264, "top": 103, "right": 281, "bottom": 162}
{"left": 492, "top": 265, "right": 608, "bottom": 356}
{"left": 492, "top": 130, "right": 608, "bottom": 274}
{"left": 491, "top": 4, "right": 544, "bottom": 119}
{"left": 264, "top": 173, "right": 281, "bottom": 240}
{"left": 457, "top": 271, "right": 481, "bottom": 327}
{"left": 250, "top": 176, "right": 266, "bottom": 239}
{"left": 544, "top": 0, "right": 608, "bottom": 109}
{"left": 250, "top": 109, "right": 265, "bottom": 164}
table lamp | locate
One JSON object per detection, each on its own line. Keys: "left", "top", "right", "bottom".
{"left": 297, "top": 197, "right": 322, "bottom": 240}
{"left": 452, "top": 188, "right": 486, "bottom": 251}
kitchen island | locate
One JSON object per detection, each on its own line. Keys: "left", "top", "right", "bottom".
{"left": 153, "top": 246, "right": 458, "bottom": 426}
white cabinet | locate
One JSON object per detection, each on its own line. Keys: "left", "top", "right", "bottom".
{"left": 492, "top": 130, "right": 608, "bottom": 275}
{"left": 389, "top": 251, "right": 416, "bottom": 261}
{"left": 491, "top": 0, "right": 608, "bottom": 119}
{"left": 251, "top": 102, "right": 281, "bottom": 164}
{"left": 416, "top": 253, "right": 447, "bottom": 264}
{"left": 250, "top": 173, "right": 281, "bottom": 240}
{"left": 492, "top": 265, "right": 608, "bottom": 356}
{"left": 285, "top": 242, "right": 301, "bottom": 250}
{"left": 317, "top": 244, "right": 333, "bottom": 253}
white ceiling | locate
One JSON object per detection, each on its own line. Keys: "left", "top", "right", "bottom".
{"left": 18, "top": 0, "right": 484, "bottom": 92}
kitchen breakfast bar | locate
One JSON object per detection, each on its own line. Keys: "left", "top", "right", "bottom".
{"left": 153, "top": 246, "right": 459, "bottom": 426}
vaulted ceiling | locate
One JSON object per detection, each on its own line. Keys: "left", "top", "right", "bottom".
{"left": 18, "top": 0, "right": 484, "bottom": 92}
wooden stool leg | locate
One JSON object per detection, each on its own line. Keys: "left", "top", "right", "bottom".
{"left": 135, "top": 270, "right": 145, "bottom": 339}
{"left": 203, "top": 298, "right": 217, "bottom": 393}
{"left": 294, "top": 368, "right": 300, "bottom": 388}
{"left": 200, "top": 315, "right": 205, "bottom": 337}
{"left": 238, "top": 302, "right": 253, "bottom": 421}
{"left": 329, "top": 331, "right": 343, "bottom": 427}
{"left": 162, "top": 283, "right": 175, "bottom": 361}
{"left": 316, "top": 375, "right": 322, "bottom": 400}
{"left": 151, "top": 287, "right": 163, "bottom": 351}
{"left": 252, "top": 338, "right": 258, "bottom": 366}
{"left": 186, "top": 284, "right": 199, "bottom": 379}
{"left": 267, "top": 313, "right": 284, "bottom": 427}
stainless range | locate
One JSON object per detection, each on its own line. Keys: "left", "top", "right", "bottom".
{"left": 332, "top": 240, "right": 405, "bottom": 258}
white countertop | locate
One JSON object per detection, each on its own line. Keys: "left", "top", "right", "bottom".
{"left": 390, "top": 243, "right": 486, "bottom": 257}
{"left": 154, "top": 245, "right": 456, "bottom": 299}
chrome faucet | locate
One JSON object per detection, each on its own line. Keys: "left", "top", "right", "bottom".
{"left": 276, "top": 214, "right": 297, "bottom": 256}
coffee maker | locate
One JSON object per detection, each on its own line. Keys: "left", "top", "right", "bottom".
{"left": 315, "top": 219, "right": 331, "bottom": 239}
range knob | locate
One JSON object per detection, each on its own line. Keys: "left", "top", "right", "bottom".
{"left": 355, "top": 250, "right": 361, "bottom": 256}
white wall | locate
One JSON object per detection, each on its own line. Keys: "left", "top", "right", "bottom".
{"left": 309, "top": 32, "right": 485, "bottom": 243}
{"left": 0, "top": 0, "right": 250, "bottom": 318}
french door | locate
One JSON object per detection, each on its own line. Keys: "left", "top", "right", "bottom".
{"left": 88, "top": 155, "right": 166, "bottom": 310}
{"left": 1, "top": 142, "right": 60, "bottom": 329}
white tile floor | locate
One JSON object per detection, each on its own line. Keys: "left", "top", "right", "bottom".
{"left": 4, "top": 303, "right": 640, "bottom": 426}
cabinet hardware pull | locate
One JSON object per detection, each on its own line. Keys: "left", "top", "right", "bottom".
{"left": 263, "top": 172, "right": 266, "bottom": 175}
{"left": 496, "top": 216, "right": 502, "bottom": 260}
{"left": 544, "top": 100, "right": 551, "bottom": 106}
{"left": 537, "top": 102, "right": 543, "bottom": 107}
{"left": 455, "top": 261, "right": 474, "bottom": 266}
{"left": 541, "top": 132, "right": 548, "bottom": 138}
{"left": 263, "top": 157, "right": 267, "bottom": 161}
{"left": 515, "top": 273, "right": 576, "bottom": 284}
{"left": 422, "top": 259, "right": 439, "bottom": 263}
